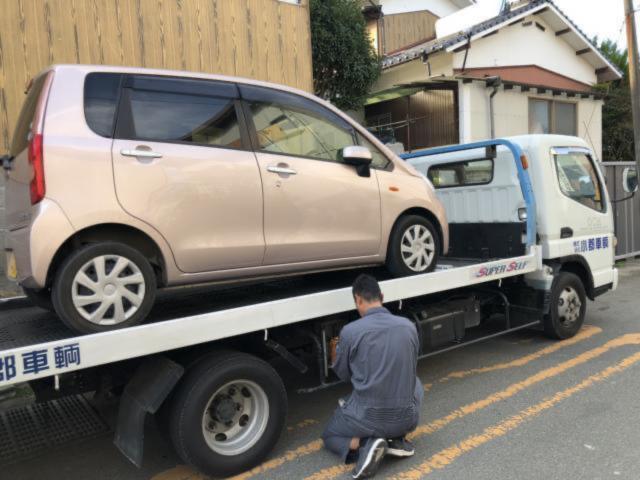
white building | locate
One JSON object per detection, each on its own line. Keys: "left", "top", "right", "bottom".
{"left": 363, "top": 0, "right": 622, "bottom": 159}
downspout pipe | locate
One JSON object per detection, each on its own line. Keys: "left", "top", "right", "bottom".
{"left": 486, "top": 76, "right": 502, "bottom": 139}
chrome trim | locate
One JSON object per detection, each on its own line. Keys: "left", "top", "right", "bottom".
{"left": 266, "top": 166, "right": 297, "bottom": 175}
{"left": 121, "top": 149, "right": 163, "bottom": 159}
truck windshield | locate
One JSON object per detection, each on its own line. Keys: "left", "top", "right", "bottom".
{"left": 554, "top": 152, "right": 604, "bottom": 212}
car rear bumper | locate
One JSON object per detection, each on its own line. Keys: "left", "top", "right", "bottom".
{"left": 7, "top": 199, "right": 74, "bottom": 288}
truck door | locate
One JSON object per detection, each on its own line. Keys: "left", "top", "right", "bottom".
{"left": 549, "top": 147, "right": 615, "bottom": 288}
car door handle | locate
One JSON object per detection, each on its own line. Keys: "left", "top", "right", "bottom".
{"left": 121, "top": 149, "right": 163, "bottom": 159}
{"left": 267, "top": 165, "right": 297, "bottom": 175}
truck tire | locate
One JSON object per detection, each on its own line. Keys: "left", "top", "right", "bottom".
{"left": 51, "top": 242, "right": 157, "bottom": 334}
{"left": 544, "top": 272, "right": 586, "bottom": 340}
{"left": 168, "top": 351, "right": 287, "bottom": 477}
{"left": 387, "top": 215, "right": 440, "bottom": 276}
{"left": 23, "top": 286, "right": 55, "bottom": 312}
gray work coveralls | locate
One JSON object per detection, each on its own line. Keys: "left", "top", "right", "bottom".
{"left": 322, "top": 306, "right": 424, "bottom": 462}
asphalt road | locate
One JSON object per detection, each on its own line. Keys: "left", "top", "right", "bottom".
{"left": 4, "top": 261, "right": 640, "bottom": 480}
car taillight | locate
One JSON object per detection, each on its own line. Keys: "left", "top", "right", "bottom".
{"left": 28, "top": 132, "right": 45, "bottom": 204}
{"left": 26, "top": 70, "right": 53, "bottom": 205}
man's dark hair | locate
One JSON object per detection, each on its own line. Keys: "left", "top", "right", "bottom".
{"left": 352, "top": 274, "right": 382, "bottom": 302}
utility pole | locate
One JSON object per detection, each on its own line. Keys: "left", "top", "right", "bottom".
{"left": 624, "top": 0, "right": 640, "bottom": 174}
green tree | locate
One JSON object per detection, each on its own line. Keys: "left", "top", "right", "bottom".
{"left": 594, "top": 38, "right": 634, "bottom": 162}
{"left": 310, "top": 0, "right": 381, "bottom": 111}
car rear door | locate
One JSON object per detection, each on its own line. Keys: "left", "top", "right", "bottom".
{"left": 111, "top": 75, "right": 264, "bottom": 273}
{"left": 239, "top": 84, "right": 381, "bottom": 266}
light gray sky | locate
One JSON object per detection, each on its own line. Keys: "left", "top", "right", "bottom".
{"left": 479, "top": 0, "right": 631, "bottom": 48}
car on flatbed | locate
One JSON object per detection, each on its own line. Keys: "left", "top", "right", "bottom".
{"left": 3, "top": 65, "right": 448, "bottom": 334}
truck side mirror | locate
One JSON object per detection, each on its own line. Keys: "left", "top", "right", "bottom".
{"left": 623, "top": 167, "right": 638, "bottom": 193}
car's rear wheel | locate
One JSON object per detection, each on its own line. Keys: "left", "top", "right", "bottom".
{"left": 387, "top": 215, "right": 440, "bottom": 276}
{"left": 22, "top": 286, "right": 55, "bottom": 312}
{"left": 51, "top": 242, "right": 157, "bottom": 334}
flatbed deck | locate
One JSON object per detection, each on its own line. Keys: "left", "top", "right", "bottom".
{"left": 0, "top": 248, "right": 540, "bottom": 388}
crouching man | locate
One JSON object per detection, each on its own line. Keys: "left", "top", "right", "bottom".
{"left": 322, "top": 274, "right": 424, "bottom": 479}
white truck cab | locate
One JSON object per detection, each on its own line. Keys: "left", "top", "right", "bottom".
{"left": 407, "top": 134, "right": 617, "bottom": 338}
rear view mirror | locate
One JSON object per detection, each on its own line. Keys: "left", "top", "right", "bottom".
{"left": 623, "top": 167, "right": 638, "bottom": 193}
{"left": 341, "top": 146, "right": 372, "bottom": 177}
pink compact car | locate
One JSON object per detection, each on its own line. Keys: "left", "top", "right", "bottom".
{"left": 4, "top": 65, "right": 448, "bottom": 333}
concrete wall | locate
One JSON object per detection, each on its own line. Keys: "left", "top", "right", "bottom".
{"left": 452, "top": 15, "right": 598, "bottom": 87}
{"left": 458, "top": 81, "right": 603, "bottom": 158}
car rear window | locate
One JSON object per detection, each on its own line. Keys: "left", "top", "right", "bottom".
{"left": 84, "top": 73, "right": 123, "bottom": 137}
{"left": 10, "top": 74, "right": 47, "bottom": 156}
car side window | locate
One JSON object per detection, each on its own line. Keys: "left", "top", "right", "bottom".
{"left": 356, "top": 133, "right": 391, "bottom": 169}
{"left": 247, "top": 102, "right": 356, "bottom": 163}
{"left": 84, "top": 73, "right": 123, "bottom": 138}
{"left": 554, "top": 152, "right": 604, "bottom": 212}
{"left": 427, "top": 159, "right": 494, "bottom": 188}
{"left": 117, "top": 77, "right": 243, "bottom": 149}
{"left": 240, "top": 85, "right": 356, "bottom": 163}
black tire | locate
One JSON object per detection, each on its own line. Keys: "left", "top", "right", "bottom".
{"left": 543, "top": 272, "right": 587, "bottom": 340}
{"left": 51, "top": 242, "right": 157, "bottom": 334}
{"left": 168, "top": 351, "right": 287, "bottom": 478}
{"left": 22, "top": 286, "right": 54, "bottom": 312}
{"left": 386, "top": 215, "right": 440, "bottom": 277}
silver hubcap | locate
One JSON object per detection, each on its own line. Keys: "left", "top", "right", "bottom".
{"left": 400, "top": 225, "right": 435, "bottom": 272}
{"left": 558, "top": 286, "right": 582, "bottom": 326}
{"left": 71, "top": 255, "right": 145, "bottom": 326}
{"left": 202, "top": 380, "right": 269, "bottom": 456}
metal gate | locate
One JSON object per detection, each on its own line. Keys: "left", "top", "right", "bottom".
{"left": 603, "top": 162, "right": 640, "bottom": 260}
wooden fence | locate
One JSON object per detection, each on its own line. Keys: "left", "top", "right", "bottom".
{"left": 0, "top": 0, "right": 313, "bottom": 151}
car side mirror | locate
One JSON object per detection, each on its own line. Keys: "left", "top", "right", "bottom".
{"left": 623, "top": 167, "right": 638, "bottom": 193}
{"left": 341, "top": 146, "right": 372, "bottom": 177}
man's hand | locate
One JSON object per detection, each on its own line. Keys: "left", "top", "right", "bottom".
{"left": 329, "top": 336, "right": 339, "bottom": 365}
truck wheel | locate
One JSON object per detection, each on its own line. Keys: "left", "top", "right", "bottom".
{"left": 51, "top": 242, "right": 157, "bottom": 334}
{"left": 168, "top": 351, "right": 287, "bottom": 478}
{"left": 544, "top": 272, "right": 586, "bottom": 340}
{"left": 387, "top": 215, "right": 440, "bottom": 276}
{"left": 23, "top": 286, "right": 54, "bottom": 312}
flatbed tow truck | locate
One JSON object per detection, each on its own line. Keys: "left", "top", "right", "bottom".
{"left": 0, "top": 136, "right": 621, "bottom": 477}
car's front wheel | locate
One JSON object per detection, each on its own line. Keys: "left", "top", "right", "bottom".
{"left": 52, "top": 242, "right": 157, "bottom": 334}
{"left": 386, "top": 215, "right": 440, "bottom": 277}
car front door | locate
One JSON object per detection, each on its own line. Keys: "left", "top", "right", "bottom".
{"left": 111, "top": 75, "right": 264, "bottom": 273}
{"left": 240, "top": 85, "right": 381, "bottom": 265}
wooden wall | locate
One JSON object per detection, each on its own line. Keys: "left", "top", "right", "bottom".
{"left": 382, "top": 10, "right": 438, "bottom": 55}
{"left": 365, "top": 87, "right": 459, "bottom": 152}
{"left": 0, "top": 0, "right": 313, "bottom": 151}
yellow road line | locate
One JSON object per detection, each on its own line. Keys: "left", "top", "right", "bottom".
{"left": 287, "top": 419, "right": 319, "bottom": 432}
{"left": 392, "top": 350, "right": 640, "bottom": 479}
{"left": 438, "top": 324, "right": 601, "bottom": 383}
{"left": 302, "top": 332, "right": 640, "bottom": 480}
{"left": 229, "top": 440, "right": 324, "bottom": 480}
